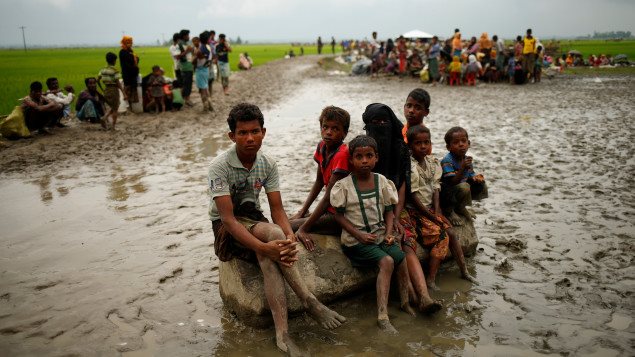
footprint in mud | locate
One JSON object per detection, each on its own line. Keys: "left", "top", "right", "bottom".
{"left": 547, "top": 277, "right": 576, "bottom": 302}
{"left": 34, "top": 280, "right": 63, "bottom": 291}
{"left": 494, "top": 237, "right": 527, "bottom": 252}
{"left": 106, "top": 310, "right": 146, "bottom": 353}
{"left": 494, "top": 257, "right": 513, "bottom": 273}
{"left": 159, "top": 267, "right": 183, "bottom": 284}
{"left": 165, "top": 243, "right": 180, "bottom": 250}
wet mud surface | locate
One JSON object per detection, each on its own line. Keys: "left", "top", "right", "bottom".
{"left": 1, "top": 58, "right": 634, "bottom": 356}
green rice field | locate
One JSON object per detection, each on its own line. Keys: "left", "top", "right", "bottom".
{"left": 0, "top": 44, "right": 318, "bottom": 115}
{"left": 557, "top": 39, "right": 635, "bottom": 58}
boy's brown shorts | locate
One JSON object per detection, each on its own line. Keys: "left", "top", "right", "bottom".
{"left": 212, "top": 217, "right": 266, "bottom": 262}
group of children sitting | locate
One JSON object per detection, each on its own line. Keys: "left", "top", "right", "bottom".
{"left": 208, "top": 88, "right": 487, "bottom": 353}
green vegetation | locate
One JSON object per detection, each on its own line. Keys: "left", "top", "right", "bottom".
{"left": 563, "top": 66, "right": 635, "bottom": 76}
{"left": 0, "top": 44, "right": 317, "bottom": 115}
{"left": 557, "top": 39, "right": 635, "bottom": 58}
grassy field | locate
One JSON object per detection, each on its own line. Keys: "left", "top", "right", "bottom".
{"left": 557, "top": 39, "right": 635, "bottom": 58}
{"left": 0, "top": 44, "right": 318, "bottom": 115}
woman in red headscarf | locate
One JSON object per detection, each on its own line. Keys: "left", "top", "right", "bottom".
{"left": 119, "top": 36, "right": 140, "bottom": 104}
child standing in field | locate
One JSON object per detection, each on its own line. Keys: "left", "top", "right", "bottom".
{"left": 147, "top": 65, "right": 166, "bottom": 114}
{"left": 98, "top": 52, "right": 126, "bottom": 130}
{"left": 448, "top": 56, "right": 462, "bottom": 86}
{"left": 193, "top": 33, "right": 213, "bottom": 111}
{"left": 331, "top": 135, "right": 412, "bottom": 334}
{"left": 290, "top": 106, "right": 351, "bottom": 251}
{"left": 440, "top": 126, "right": 488, "bottom": 223}
{"left": 402, "top": 125, "right": 477, "bottom": 291}
{"left": 534, "top": 45, "right": 543, "bottom": 83}
{"left": 216, "top": 34, "right": 232, "bottom": 95}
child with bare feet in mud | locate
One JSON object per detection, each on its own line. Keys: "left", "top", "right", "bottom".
{"left": 97, "top": 52, "right": 126, "bottom": 130}
{"left": 209, "top": 103, "right": 346, "bottom": 355}
{"left": 290, "top": 106, "right": 351, "bottom": 251}
{"left": 147, "top": 66, "right": 166, "bottom": 114}
{"left": 330, "top": 135, "right": 411, "bottom": 334}
{"left": 440, "top": 126, "right": 488, "bottom": 225}
{"left": 403, "top": 125, "right": 478, "bottom": 291}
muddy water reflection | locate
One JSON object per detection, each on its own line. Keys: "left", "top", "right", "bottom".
{"left": 0, "top": 74, "right": 633, "bottom": 356}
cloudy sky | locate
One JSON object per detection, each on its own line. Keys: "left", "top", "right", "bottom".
{"left": 0, "top": 0, "right": 633, "bottom": 47}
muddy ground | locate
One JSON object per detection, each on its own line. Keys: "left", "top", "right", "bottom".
{"left": 0, "top": 56, "right": 633, "bottom": 356}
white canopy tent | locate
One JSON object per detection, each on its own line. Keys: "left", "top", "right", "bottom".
{"left": 401, "top": 29, "right": 434, "bottom": 39}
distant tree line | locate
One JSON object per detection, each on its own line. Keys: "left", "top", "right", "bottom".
{"left": 591, "top": 31, "right": 632, "bottom": 39}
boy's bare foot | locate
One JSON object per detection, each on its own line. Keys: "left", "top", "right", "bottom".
{"left": 400, "top": 302, "right": 417, "bottom": 317}
{"left": 419, "top": 298, "right": 443, "bottom": 314}
{"left": 456, "top": 206, "right": 476, "bottom": 221}
{"left": 461, "top": 271, "right": 478, "bottom": 284}
{"left": 426, "top": 279, "right": 440, "bottom": 291}
{"left": 276, "top": 332, "right": 307, "bottom": 357}
{"left": 306, "top": 298, "right": 346, "bottom": 329}
{"left": 377, "top": 318, "right": 398, "bottom": 335}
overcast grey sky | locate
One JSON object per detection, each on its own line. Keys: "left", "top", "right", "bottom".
{"left": 0, "top": 0, "right": 633, "bottom": 47}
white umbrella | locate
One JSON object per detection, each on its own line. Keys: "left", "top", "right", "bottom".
{"left": 401, "top": 29, "right": 434, "bottom": 39}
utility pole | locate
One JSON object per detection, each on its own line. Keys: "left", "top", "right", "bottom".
{"left": 19, "top": 26, "right": 26, "bottom": 52}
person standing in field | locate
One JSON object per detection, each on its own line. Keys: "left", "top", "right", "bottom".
{"left": 523, "top": 29, "right": 537, "bottom": 83}
{"left": 493, "top": 35, "right": 505, "bottom": 71}
{"left": 331, "top": 37, "right": 336, "bottom": 54}
{"left": 119, "top": 36, "right": 139, "bottom": 107}
{"left": 427, "top": 36, "right": 441, "bottom": 83}
{"left": 317, "top": 36, "right": 323, "bottom": 54}
{"left": 208, "top": 30, "right": 218, "bottom": 94}
{"left": 169, "top": 33, "right": 182, "bottom": 83}
{"left": 177, "top": 29, "right": 195, "bottom": 107}
{"left": 216, "top": 34, "right": 232, "bottom": 95}
{"left": 193, "top": 32, "right": 213, "bottom": 111}
{"left": 99, "top": 52, "right": 127, "bottom": 130}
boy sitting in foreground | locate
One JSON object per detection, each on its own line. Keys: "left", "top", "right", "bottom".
{"left": 290, "top": 106, "right": 351, "bottom": 251}
{"left": 331, "top": 135, "right": 411, "bottom": 334}
{"left": 209, "top": 103, "right": 346, "bottom": 355}
{"left": 440, "top": 126, "right": 488, "bottom": 223}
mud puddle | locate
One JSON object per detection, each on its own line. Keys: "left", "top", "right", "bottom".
{"left": 1, "top": 67, "right": 634, "bottom": 356}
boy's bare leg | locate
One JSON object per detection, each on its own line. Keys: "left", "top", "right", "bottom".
{"left": 111, "top": 112, "right": 118, "bottom": 130}
{"left": 248, "top": 223, "right": 308, "bottom": 355}
{"left": 289, "top": 217, "right": 307, "bottom": 232}
{"left": 404, "top": 247, "right": 442, "bottom": 313}
{"left": 396, "top": 260, "right": 416, "bottom": 317}
{"left": 100, "top": 109, "right": 111, "bottom": 129}
{"left": 376, "top": 256, "right": 397, "bottom": 334}
{"left": 292, "top": 214, "right": 341, "bottom": 238}
{"left": 451, "top": 183, "right": 475, "bottom": 223}
{"left": 254, "top": 252, "right": 301, "bottom": 355}
{"left": 251, "top": 223, "right": 346, "bottom": 330}
{"left": 447, "top": 231, "right": 477, "bottom": 283}
{"left": 426, "top": 257, "right": 442, "bottom": 291}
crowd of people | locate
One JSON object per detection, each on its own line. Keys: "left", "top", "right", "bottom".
{"left": 15, "top": 28, "right": 238, "bottom": 136}
{"left": 343, "top": 28, "right": 570, "bottom": 85}
{"left": 208, "top": 88, "right": 486, "bottom": 353}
